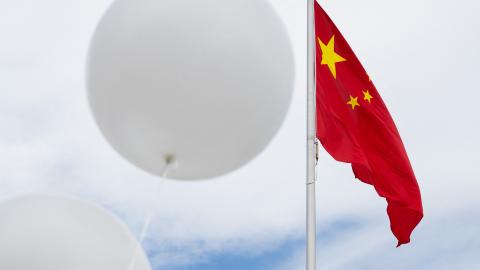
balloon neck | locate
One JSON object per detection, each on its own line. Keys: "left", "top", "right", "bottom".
{"left": 164, "top": 154, "right": 175, "bottom": 165}
{"left": 160, "top": 154, "right": 176, "bottom": 178}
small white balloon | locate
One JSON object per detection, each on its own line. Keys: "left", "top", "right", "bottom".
{"left": 0, "top": 194, "right": 151, "bottom": 270}
{"left": 87, "top": 0, "right": 294, "bottom": 180}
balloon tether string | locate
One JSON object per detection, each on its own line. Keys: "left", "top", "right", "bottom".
{"left": 128, "top": 155, "right": 175, "bottom": 270}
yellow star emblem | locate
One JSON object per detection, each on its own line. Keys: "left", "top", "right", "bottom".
{"left": 347, "top": 96, "right": 360, "bottom": 110}
{"left": 318, "top": 35, "right": 346, "bottom": 79}
{"left": 363, "top": 90, "right": 373, "bottom": 103}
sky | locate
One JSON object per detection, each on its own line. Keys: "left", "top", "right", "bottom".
{"left": 1, "top": 0, "right": 480, "bottom": 269}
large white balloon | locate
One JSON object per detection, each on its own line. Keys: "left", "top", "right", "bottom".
{"left": 87, "top": 0, "right": 294, "bottom": 180}
{"left": 0, "top": 194, "right": 151, "bottom": 270}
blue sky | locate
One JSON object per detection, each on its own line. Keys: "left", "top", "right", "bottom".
{"left": 143, "top": 213, "right": 480, "bottom": 269}
{"left": 1, "top": 0, "right": 480, "bottom": 269}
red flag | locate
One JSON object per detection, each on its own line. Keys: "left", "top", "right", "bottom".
{"left": 314, "top": 2, "right": 423, "bottom": 246}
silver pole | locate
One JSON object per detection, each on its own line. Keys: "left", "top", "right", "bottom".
{"left": 306, "top": 0, "right": 317, "bottom": 269}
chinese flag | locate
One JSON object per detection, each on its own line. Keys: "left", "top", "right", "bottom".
{"left": 314, "top": 2, "right": 423, "bottom": 246}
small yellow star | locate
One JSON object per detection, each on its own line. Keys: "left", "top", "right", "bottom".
{"left": 363, "top": 90, "right": 373, "bottom": 103}
{"left": 347, "top": 96, "right": 360, "bottom": 110}
{"left": 318, "top": 35, "right": 346, "bottom": 79}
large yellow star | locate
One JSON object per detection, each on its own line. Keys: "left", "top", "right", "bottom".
{"left": 363, "top": 90, "right": 373, "bottom": 103}
{"left": 347, "top": 96, "right": 360, "bottom": 110}
{"left": 318, "top": 35, "right": 346, "bottom": 79}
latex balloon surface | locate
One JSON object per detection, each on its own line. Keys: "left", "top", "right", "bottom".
{"left": 87, "top": 0, "right": 294, "bottom": 180}
{"left": 0, "top": 194, "right": 151, "bottom": 270}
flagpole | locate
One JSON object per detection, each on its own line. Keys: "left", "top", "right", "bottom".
{"left": 306, "top": 0, "right": 317, "bottom": 270}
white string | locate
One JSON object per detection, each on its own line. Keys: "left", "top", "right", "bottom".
{"left": 128, "top": 158, "right": 174, "bottom": 270}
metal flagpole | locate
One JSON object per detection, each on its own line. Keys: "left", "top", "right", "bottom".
{"left": 306, "top": 0, "right": 317, "bottom": 269}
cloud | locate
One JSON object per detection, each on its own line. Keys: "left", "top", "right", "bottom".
{"left": 276, "top": 211, "right": 480, "bottom": 270}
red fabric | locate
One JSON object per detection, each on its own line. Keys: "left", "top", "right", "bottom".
{"left": 314, "top": 2, "right": 423, "bottom": 246}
